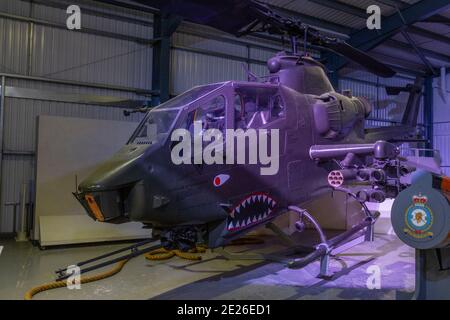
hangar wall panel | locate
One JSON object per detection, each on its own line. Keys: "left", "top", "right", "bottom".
{"left": 170, "top": 30, "right": 320, "bottom": 95}
{"left": 0, "top": 18, "right": 30, "bottom": 75}
{"left": 0, "top": 95, "right": 142, "bottom": 233}
{"left": 0, "top": 0, "right": 151, "bottom": 233}
{"left": 170, "top": 49, "right": 247, "bottom": 95}
{"left": 339, "top": 75, "right": 425, "bottom": 158}
{"left": 339, "top": 77, "right": 425, "bottom": 128}
{"left": 31, "top": 25, "right": 153, "bottom": 89}
{"left": 0, "top": 2, "right": 153, "bottom": 89}
{"left": 0, "top": 0, "right": 30, "bottom": 16}
{"left": 31, "top": 2, "right": 153, "bottom": 39}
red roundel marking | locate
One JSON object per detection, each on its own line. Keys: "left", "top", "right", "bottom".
{"left": 213, "top": 174, "right": 230, "bottom": 187}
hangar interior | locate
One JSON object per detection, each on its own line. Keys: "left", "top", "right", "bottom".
{"left": 0, "top": 0, "right": 449, "bottom": 300}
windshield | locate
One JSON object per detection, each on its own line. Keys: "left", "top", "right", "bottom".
{"left": 128, "top": 83, "right": 223, "bottom": 145}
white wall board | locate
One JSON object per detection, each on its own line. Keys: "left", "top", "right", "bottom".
{"left": 34, "top": 115, "right": 151, "bottom": 245}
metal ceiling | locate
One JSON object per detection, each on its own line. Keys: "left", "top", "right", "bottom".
{"left": 99, "top": 0, "right": 450, "bottom": 77}
{"left": 258, "top": 0, "right": 450, "bottom": 76}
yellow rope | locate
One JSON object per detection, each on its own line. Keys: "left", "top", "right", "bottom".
{"left": 144, "top": 246, "right": 207, "bottom": 261}
{"left": 24, "top": 259, "right": 129, "bottom": 300}
{"left": 229, "top": 237, "right": 264, "bottom": 246}
{"left": 143, "top": 236, "right": 263, "bottom": 261}
{"left": 24, "top": 236, "right": 264, "bottom": 300}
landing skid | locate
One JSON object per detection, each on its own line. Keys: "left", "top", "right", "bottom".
{"left": 214, "top": 222, "right": 314, "bottom": 265}
{"left": 214, "top": 206, "right": 376, "bottom": 279}
{"left": 54, "top": 238, "right": 160, "bottom": 281}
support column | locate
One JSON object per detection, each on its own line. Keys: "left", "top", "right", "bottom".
{"left": 326, "top": 54, "right": 340, "bottom": 90}
{"left": 0, "top": 76, "right": 5, "bottom": 232}
{"left": 424, "top": 76, "right": 434, "bottom": 151}
{"left": 151, "top": 14, "right": 182, "bottom": 105}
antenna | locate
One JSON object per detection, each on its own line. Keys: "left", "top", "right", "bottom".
{"left": 241, "top": 63, "right": 258, "bottom": 82}
{"left": 290, "top": 35, "right": 297, "bottom": 55}
{"left": 303, "top": 25, "right": 308, "bottom": 56}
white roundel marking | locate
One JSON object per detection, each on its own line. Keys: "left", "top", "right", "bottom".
{"left": 213, "top": 174, "right": 230, "bottom": 187}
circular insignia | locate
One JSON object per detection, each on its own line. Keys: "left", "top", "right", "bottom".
{"left": 406, "top": 205, "right": 433, "bottom": 232}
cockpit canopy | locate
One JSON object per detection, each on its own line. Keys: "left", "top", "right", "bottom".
{"left": 128, "top": 83, "right": 223, "bottom": 145}
{"left": 128, "top": 82, "right": 285, "bottom": 146}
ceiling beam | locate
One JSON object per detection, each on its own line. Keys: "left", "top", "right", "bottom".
{"left": 350, "top": 0, "right": 450, "bottom": 49}
{"left": 307, "top": 0, "right": 367, "bottom": 19}
{"left": 400, "top": 30, "right": 437, "bottom": 75}
{"left": 93, "top": 0, "right": 158, "bottom": 14}
{"left": 368, "top": 51, "right": 429, "bottom": 76}
{"left": 307, "top": 0, "right": 450, "bottom": 46}
{"left": 385, "top": 39, "right": 450, "bottom": 64}
{"left": 423, "top": 15, "right": 450, "bottom": 24}
{"left": 408, "top": 26, "right": 450, "bottom": 44}
{"left": 327, "top": 0, "right": 450, "bottom": 75}
{"left": 375, "top": 0, "right": 408, "bottom": 8}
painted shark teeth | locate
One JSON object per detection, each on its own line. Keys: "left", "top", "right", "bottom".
{"left": 227, "top": 193, "right": 278, "bottom": 231}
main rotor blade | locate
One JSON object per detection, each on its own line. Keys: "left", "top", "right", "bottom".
{"left": 136, "top": 0, "right": 397, "bottom": 78}
{"left": 321, "top": 41, "right": 396, "bottom": 78}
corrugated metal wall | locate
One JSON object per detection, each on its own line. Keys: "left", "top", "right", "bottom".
{"left": 171, "top": 23, "right": 321, "bottom": 95}
{"left": 0, "top": 0, "right": 152, "bottom": 233}
{"left": 339, "top": 70, "right": 425, "bottom": 158}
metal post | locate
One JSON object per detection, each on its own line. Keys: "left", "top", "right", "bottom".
{"left": 152, "top": 14, "right": 181, "bottom": 105}
{"left": 0, "top": 76, "right": 5, "bottom": 233}
{"left": 424, "top": 76, "right": 434, "bottom": 151}
{"left": 326, "top": 54, "right": 339, "bottom": 90}
{"left": 16, "top": 183, "right": 28, "bottom": 241}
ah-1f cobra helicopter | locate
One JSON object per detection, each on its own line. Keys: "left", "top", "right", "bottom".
{"left": 74, "top": 0, "right": 424, "bottom": 268}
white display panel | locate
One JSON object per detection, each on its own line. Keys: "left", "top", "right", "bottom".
{"left": 34, "top": 115, "right": 151, "bottom": 246}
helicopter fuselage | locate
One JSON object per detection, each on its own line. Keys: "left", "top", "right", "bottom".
{"left": 75, "top": 56, "right": 377, "bottom": 249}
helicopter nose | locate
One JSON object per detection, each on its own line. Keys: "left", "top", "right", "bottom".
{"left": 75, "top": 145, "right": 146, "bottom": 222}
{"left": 79, "top": 145, "right": 145, "bottom": 192}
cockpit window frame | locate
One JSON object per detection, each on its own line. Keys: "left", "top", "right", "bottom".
{"left": 127, "top": 82, "right": 229, "bottom": 145}
{"left": 232, "top": 83, "right": 285, "bottom": 130}
{"left": 127, "top": 81, "right": 284, "bottom": 147}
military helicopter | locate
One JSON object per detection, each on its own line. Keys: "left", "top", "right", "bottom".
{"left": 74, "top": 0, "right": 424, "bottom": 268}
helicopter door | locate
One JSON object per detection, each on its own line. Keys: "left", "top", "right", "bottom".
{"left": 227, "top": 87, "right": 287, "bottom": 190}
{"left": 233, "top": 88, "right": 286, "bottom": 155}
{"left": 171, "top": 90, "right": 232, "bottom": 182}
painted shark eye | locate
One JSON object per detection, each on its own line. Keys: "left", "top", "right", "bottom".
{"left": 213, "top": 174, "right": 230, "bottom": 187}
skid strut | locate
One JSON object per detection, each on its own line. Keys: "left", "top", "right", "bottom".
{"left": 54, "top": 238, "right": 161, "bottom": 281}
{"left": 215, "top": 202, "right": 376, "bottom": 278}
{"left": 288, "top": 205, "right": 375, "bottom": 278}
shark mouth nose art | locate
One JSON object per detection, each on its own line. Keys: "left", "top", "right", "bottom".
{"left": 227, "top": 193, "right": 277, "bottom": 231}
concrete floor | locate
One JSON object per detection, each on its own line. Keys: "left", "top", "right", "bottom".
{"left": 0, "top": 233, "right": 415, "bottom": 300}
